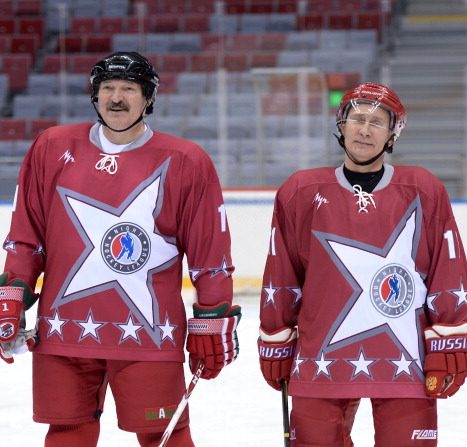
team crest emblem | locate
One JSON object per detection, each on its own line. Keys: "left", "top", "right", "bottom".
{"left": 370, "top": 264, "right": 415, "bottom": 318}
{"left": 101, "top": 223, "right": 150, "bottom": 274}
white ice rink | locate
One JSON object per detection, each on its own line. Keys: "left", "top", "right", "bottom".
{"left": 1, "top": 296, "right": 466, "bottom": 446}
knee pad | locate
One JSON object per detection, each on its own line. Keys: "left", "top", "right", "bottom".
{"left": 45, "top": 421, "right": 100, "bottom": 447}
{"left": 137, "top": 425, "right": 194, "bottom": 447}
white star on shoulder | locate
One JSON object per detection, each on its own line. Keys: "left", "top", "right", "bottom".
{"left": 115, "top": 314, "right": 143, "bottom": 343}
{"left": 75, "top": 310, "right": 106, "bottom": 342}
{"left": 46, "top": 310, "right": 67, "bottom": 338}
{"left": 346, "top": 347, "right": 377, "bottom": 379}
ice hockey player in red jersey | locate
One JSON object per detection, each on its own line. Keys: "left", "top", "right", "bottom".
{"left": 0, "top": 52, "right": 241, "bottom": 446}
{"left": 258, "top": 82, "right": 467, "bottom": 446}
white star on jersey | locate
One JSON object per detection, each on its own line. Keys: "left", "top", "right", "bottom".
{"left": 449, "top": 281, "right": 467, "bottom": 308}
{"left": 315, "top": 201, "right": 427, "bottom": 374}
{"left": 54, "top": 161, "right": 179, "bottom": 347}
{"left": 46, "top": 310, "right": 67, "bottom": 338}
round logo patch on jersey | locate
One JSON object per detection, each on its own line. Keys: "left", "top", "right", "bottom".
{"left": 101, "top": 223, "right": 150, "bottom": 274}
{"left": 370, "top": 264, "right": 415, "bottom": 318}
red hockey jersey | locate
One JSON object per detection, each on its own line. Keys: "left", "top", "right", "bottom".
{"left": 4, "top": 123, "right": 234, "bottom": 362}
{"left": 260, "top": 164, "right": 467, "bottom": 398}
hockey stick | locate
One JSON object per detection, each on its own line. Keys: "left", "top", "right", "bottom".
{"left": 281, "top": 380, "right": 291, "bottom": 447}
{"left": 156, "top": 361, "right": 204, "bottom": 447}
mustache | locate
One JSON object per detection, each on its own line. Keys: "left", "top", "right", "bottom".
{"left": 107, "top": 102, "right": 128, "bottom": 111}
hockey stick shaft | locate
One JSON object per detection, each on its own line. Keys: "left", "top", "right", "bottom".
{"left": 281, "top": 380, "right": 291, "bottom": 447}
{"left": 157, "top": 361, "right": 204, "bottom": 447}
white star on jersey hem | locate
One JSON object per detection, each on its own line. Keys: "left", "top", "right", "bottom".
{"left": 389, "top": 352, "right": 414, "bottom": 378}
{"left": 157, "top": 313, "right": 177, "bottom": 344}
{"left": 115, "top": 313, "right": 144, "bottom": 344}
{"left": 46, "top": 310, "right": 68, "bottom": 338}
{"left": 75, "top": 310, "right": 106, "bottom": 342}
{"left": 346, "top": 347, "right": 377, "bottom": 379}
{"left": 313, "top": 351, "right": 336, "bottom": 378}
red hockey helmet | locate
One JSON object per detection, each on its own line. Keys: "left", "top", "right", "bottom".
{"left": 336, "top": 83, "right": 407, "bottom": 141}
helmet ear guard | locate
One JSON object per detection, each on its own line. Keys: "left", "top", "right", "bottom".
{"left": 90, "top": 52, "right": 160, "bottom": 115}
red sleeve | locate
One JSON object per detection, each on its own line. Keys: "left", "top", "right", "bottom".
{"left": 259, "top": 178, "right": 303, "bottom": 332}
{"left": 4, "top": 137, "right": 46, "bottom": 291}
{"left": 422, "top": 184, "right": 467, "bottom": 325}
{"left": 177, "top": 149, "right": 234, "bottom": 307}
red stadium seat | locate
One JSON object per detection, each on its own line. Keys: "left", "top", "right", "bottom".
{"left": 158, "top": 0, "right": 187, "bottom": 14}
{"left": 191, "top": 52, "right": 218, "bottom": 72}
{"left": 57, "top": 34, "right": 84, "bottom": 53}
{"left": 153, "top": 14, "right": 180, "bottom": 33}
{"left": 227, "top": 33, "right": 258, "bottom": 51}
{"left": 16, "top": 0, "right": 42, "bottom": 15}
{"left": 70, "top": 53, "right": 104, "bottom": 74}
{"left": 201, "top": 35, "right": 226, "bottom": 51}
{"left": 70, "top": 17, "right": 96, "bottom": 34}
{"left": 258, "top": 33, "right": 286, "bottom": 51}
{"left": 277, "top": 0, "right": 298, "bottom": 13}
{"left": 30, "top": 119, "right": 57, "bottom": 139}
{"left": 41, "top": 54, "right": 66, "bottom": 73}
{"left": 160, "top": 53, "right": 189, "bottom": 72}
{"left": 10, "top": 34, "right": 38, "bottom": 59}
{"left": 18, "top": 18, "right": 45, "bottom": 46}
{"left": 99, "top": 17, "right": 124, "bottom": 34}
{"left": 0, "top": 19, "right": 15, "bottom": 35}
{"left": 297, "top": 14, "right": 324, "bottom": 31}
{"left": 2, "top": 54, "right": 32, "bottom": 90}
{"left": 249, "top": 1, "right": 274, "bottom": 14}
{"left": 0, "top": 1, "right": 13, "bottom": 15}
{"left": 0, "top": 35, "right": 10, "bottom": 53}
{"left": 183, "top": 15, "right": 210, "bottom": 33}
{"left": 126, "top": 16, "right": 152, "bottom": 33}
{"left": 85, "top": 35, "right": 112, "bottom": 53}
{"left": 131, "top": 0, "right": 157, "bottom": 14}
{"left": 306, "top": 0, "right": 335, "bottom": 13}
{"left": 191, "top": 0, "right": 215, "bottom": 14}
{"left": 225, "top": 0, "right": 247, "bottom": 14}
{"left": 0, "top": 119, "right": 27, "bottom": 140}
{"left": 156, "top": 73, "right": 177, "bottom": 94}
{"left": 328, "top": 13, "right": 354, "bottom": 29}
{"left": 223, "top": 52, "right": 248, "bottom": 71}
{"left": 251, "top": 51, "right": 278, "bottom": 68}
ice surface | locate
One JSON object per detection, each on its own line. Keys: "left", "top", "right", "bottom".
{"left": 0, "top": 297, "right": 465, "bottom": 446}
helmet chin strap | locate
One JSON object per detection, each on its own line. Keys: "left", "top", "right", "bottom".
{"left": 335, "top": 133, "right": 394, "bottom": 167}
{"left": 92, "top": 102, "right": 147, "bottom": 133}
{"left": 343, "top": 145, "right": 387, "bottom": 166}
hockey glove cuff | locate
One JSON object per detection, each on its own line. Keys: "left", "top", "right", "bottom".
{"left": 258, "top": 326, "right": 297, "bottom": 391}
{"left": 424, "top": 322, "right": 467, "bottom": 398}
{"left": 0, "top": 273, "right": 38, "bottom": 364}
{"left": 186, "top": 301, "right": 241, "bottom": 380}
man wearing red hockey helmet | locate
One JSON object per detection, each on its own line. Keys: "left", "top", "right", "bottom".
{"left": 258, "top": 82, "right": 467, "bottom": 446}
{"left": 0, "top": 52, "right": 241, "bottom": 446}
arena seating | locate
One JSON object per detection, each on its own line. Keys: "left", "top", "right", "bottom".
{"left": 0, "top": 0, "right": 396, "bottom": 199}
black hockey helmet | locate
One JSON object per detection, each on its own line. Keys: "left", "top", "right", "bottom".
{"left": 90, "top": 52, "right": 160, "bottom": 115}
